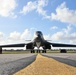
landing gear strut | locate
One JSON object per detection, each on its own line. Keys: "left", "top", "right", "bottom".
{"left": 0, "top": 47, "right": 2, "bottom": 54}
{"left": 36, "top": 50, "right": 41, "bottom": 53}
{"left": 42, "top": 50, "right": 46, "bottom": 53}
{"left": 30, "top": 50, "right": 46, "bottom": 53}
{"left": 31, "top": 50, "right": 35, "bottom": 53}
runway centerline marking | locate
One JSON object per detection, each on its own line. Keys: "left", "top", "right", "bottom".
{"left": 14, "top": 54, "right": 76, "bottom": 75}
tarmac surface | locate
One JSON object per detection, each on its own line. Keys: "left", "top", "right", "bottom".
{"left": 14, "top": 54, "right": 76, "bottom": 75}
{"left": 0, "top": 53, "right": 76, "bottom": 75}
{"left": 42, "top": 53, "right": 76, "bottom": 67}
{"left": 0, "top": 54, "right": 37, "bottom": 75}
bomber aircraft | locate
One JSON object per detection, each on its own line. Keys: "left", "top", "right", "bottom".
{"left": 0, "top": 31, "right": 76, "bottom": 53}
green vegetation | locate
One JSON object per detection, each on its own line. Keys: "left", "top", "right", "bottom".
{"left": 2, "top": 50, "right": 31, "bottom": 54}
{"left": 47, "top": 49, "right": 76, "bottom": 53}
{"left": 2, "top": 49, "right": 76, "bottom": 54}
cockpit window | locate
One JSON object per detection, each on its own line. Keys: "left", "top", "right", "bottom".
{"left": 36, "top": 31, "right": 42, "bottom": 35}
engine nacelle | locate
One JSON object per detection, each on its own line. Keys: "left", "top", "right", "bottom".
{"left": 43, "top": 45, "right": 51, "bottom": 49}
{"left": 26, "top": 44, "right": 34, "bottom": 49}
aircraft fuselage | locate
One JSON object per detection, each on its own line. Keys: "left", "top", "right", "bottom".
{"left": 33, "top": 31, "right": 44, "bottom": 48}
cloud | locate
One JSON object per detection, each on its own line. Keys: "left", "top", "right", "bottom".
{"left": 1, "top": 27, "right": 76, "bottom": 45}
{"left": 21, "top": 1, "right": 76, "bottom": 23}
{"left": 20, "top": 29, "right": 30, "bottom": 40}
{"left": 0, "top": 32, "right": 4, "bottom": 38}
{"left": 0, "top": 29, "right": 36, "bottom": 45}
{"left": 44, "top": 34, "right": 51, "bottom": 40}
{"left": 50, "top": 26, "right": 58, "bottom": 30}
{"left": 36, "top": 0, "right": 48, "bottom": 16}
{"left": 51, "top": 25, "right": 72, "bottom": 41}
{"left": 20, "top": 1, "right": 37, "bottom": 14}
{"left": 44, "top": 25, "right": 76, "bottom": 44}
{"left": 50, "top": 25, "right": 76, "bottom": 44}
{"left": 62, "top": 24, "right": 72, "bottom": 34}
{"left": 9, "top": 29, "right": 31, "bottom": 41}
{"left": 0, "top": 0, "right": 17, "bottom": 18}
{"left": 51, "top": 2, "right": 76, "bottom": 24}
{"left": 20, "top": 0, "right": 49, "bottom": 18}
{"left": 51, "top": 31, "right": 64, "bottom": 41}
{"left": 9, "top": 31, "right": 21, "bottom": 40}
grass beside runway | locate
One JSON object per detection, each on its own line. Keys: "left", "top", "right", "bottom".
{"left": 47, "top": 50, "right": 76, "bottom": 53}
{"left": 2, "top": 50, "right": 31, "bottom": 54}
{"left": 2, "top": 49, "right": 76, "bottom": 54}
{"left": 14, "top": 54, "right": 76, "bottom": 75}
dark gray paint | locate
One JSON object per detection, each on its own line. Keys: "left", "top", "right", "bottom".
{"left": 0, "top": 54, "right": 37, "bottom": 75}
{"left": 42, "top": 53, "right": 76, "bottom": 67}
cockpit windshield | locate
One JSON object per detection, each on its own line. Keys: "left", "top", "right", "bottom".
{"left": 36, "top": 31, "right": 42, "bottom": 35}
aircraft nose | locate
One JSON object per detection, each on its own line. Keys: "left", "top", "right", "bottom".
{"left": 37, "top": 34, "right": 40, "bottom": 37}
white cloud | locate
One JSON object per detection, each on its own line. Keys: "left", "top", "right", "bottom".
{"left": 44, "top": 25, "right": 76, "bottom": 44}
{"left": 70, "top": 40, "right": 76, "bottom": 44}
{"left": 9, "top": 31, "right": 20, "bottom": 40}
{"left": 44, "top": 34, "right": 51, "bottom": 40}
{"left": 36, "top": 0, "right": 48, "bottom": 16}
{"left": 51, "top": 31, "right": 64, "bottom": 41}
{"left": 20, "top": 1, "right": 76, "bottom": 22}
{"left": 50, "top": 26, "right": 58, "bottom": 30}
{"left": 0, "top": 29, "right": 34, "bottom": 45}
{"left": 20, "top": 1, "right": 37, "bottom": 14}
{"left": 50, "top": 25, "right": 76, "bottom": 44}
{"left": 0, "top": 0, "right": 17, "bottom": 18}
{"left": 51, "top": 2, "right": 76, "bottom": 24}
{"left": 20, "top": 29, "right": 30, "bottom": 40}
{"left": 9, "top": 29, "right": 31, "bottom": 41}
{"left": 20, "top": 0, "right": 49, "bottom": 18}
{"left": 0, "top": 32, "right": 4, "bottom": 38}
{"left": 1, "top": 27, "right": 76, "bottom": 45}
{"left": 50, "top": 25, "right": 72, "bottom": 41}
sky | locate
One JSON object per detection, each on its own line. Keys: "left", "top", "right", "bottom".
{"left": 0, "top": 0, "right": 76, "bottom": 48}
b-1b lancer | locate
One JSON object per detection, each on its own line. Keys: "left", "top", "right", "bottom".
{"left": 0, "top": 31, "right": 76, "bottom": 53}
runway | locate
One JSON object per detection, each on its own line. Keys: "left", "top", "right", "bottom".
{"left": 0, "top": 53, "right": 76, "bottom": 75}
{"left": 14, "top": 54, "right": 76, "bottom": 75}
{"left": 42, "top": 53, "right": 76, "bottom": 67}
{"left": 0, "top": 54, "right": 37, "bottom": 75}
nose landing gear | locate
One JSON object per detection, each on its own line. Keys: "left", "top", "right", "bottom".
{"left": 36, "top": 50, "right": 41, "bottom": 53}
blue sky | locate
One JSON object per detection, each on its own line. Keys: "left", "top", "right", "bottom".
{"left": 0, "top": 0, "right": 76, "bottom": 46}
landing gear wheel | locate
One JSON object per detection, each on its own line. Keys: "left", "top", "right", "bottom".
{"left": 42, "top": 50, "right": 44, "bottom": 53}
{"left": 33, "top": 50, "right": 35, "bottom": 53}
{"left": 31, "top": 50, "right": 35, "bottom": 53}
{"left": 36, "top": 50, "right": 40, "bottom": 53}
{"left": 31, "top": 50, "right": 32, "bottom": 53}
{"left": 44, "top": 50, "right": 46, "bottom": 53}
{"left": 60, "top": 49, "right": 67, "bottom": 53}
{"left": 42, "top": 50, "right": 46, "bottom": 53}
{"left": 39, "top": 50, "right": 40, "bottom": 53}
{"left": 37, "top": 50, "right": 38, "bottom": 53}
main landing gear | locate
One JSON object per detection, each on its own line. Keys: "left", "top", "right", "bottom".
{"left": 42, "top": 50, "right": 46, "bottom": 53}
{"left": 30, "top": 50, "right": 46, "bottom": 53}
{"left": 31, "top": 50, "right": 35, "bottom": 53}
{"left": 0, "top": 47, "right": 2, "bottom": 54}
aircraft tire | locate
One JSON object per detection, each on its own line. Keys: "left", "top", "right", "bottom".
{"left": 39, "top": 50, "right": 40, "bottom": 53}
{"left": 31, "top": 50, "right": 32, "bottom": 53}
{"left": 37, "top": 50, "right": 38, "bottom": 53}
{"left": 42, "top": 50, "right": 44, "bottom": 53}
{"left": 60, "top": 49, "right": 67, "bottom": 53}
{"left": 45, "top": 50, "right": 46, "bottom": 53}
{"left": 33, "top": 50, "right": 35, "bottom": 53}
